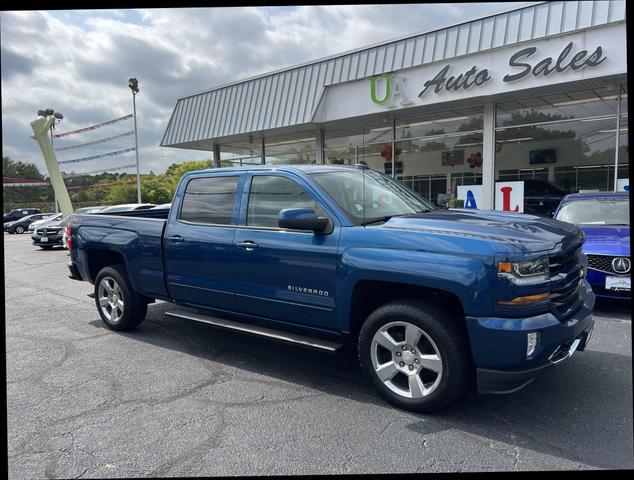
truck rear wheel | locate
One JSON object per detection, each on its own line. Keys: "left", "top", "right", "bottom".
{"left": 358, "top": 299, "right": 472, "bottom": 412}
{"left": 94, "top": 265, "right": 147, "bottom": 331}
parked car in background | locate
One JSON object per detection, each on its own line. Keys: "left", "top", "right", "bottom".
{"left": 151, "top": 203, "right": 171, "bottom": 209}
{"left": 29, "top": 212, "right": 63, "bottom": 232}
{"left": 4, "top": 213, "right": 52, "bottom": 234}
{"left": 523, "top": 179, "right": 569, "bottom": 217}
{"left": 554, "top": 192, "right": 630, "bottom": 299}
{"left": 98, "top": 203, "right": 156, "bottom": 213}
{"left": 33, "top": 206, "right": 108, "bottom": 250}
{"left": 4, "top": 208, "right": 41, "bottom": 223}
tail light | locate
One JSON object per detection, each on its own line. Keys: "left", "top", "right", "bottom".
{"left": 66, "top": 224, "right": 72, "bottom": 251}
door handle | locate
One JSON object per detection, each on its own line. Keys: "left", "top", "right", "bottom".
{"left": 236, "top": 240, "right": 259, "bottom": 251}
{"left": 168, "top": 235, "right": 185, "bottom": 243}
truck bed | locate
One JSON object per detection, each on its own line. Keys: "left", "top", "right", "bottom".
{"left": 71, "top": 212, "right": 169, "bottom": 299}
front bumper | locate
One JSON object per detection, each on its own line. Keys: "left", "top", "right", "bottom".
{"left": 32, "top": 233, "right": 63, "bottom": 245}
{"left": 587, "top": 268, "right": 630, "bottom": 300}
{"left": 466, "top": 279, "right": 595, "bottom": 394}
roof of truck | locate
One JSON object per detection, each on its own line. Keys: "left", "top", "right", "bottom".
{"left": 188, "top": 164, "right": 364, "bottom": 176}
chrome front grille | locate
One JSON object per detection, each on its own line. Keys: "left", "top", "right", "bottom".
{"left": 587, "top": 254, "right": 630, "bottom": 274}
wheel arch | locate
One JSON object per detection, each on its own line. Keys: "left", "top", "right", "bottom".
{"left": 347, "top": 280, "right": 466, "bottom": 341}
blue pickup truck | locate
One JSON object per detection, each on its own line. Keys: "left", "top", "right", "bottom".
{"left": 67, "top": 165, "right": 595, "bottom": 412}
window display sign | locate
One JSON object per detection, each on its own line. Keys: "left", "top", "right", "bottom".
{"left": 457, "top": 181, "right": 525, "bottom": 213}
{"left": 529, "top": 149, "right": 556, "bottom": 164}
{"left": 441, "top": 149, "right": 464, "bottom": 166}
{"left": 495, "top": 181, "right": 524, "bottom": 213}
{"left": 617, "top": 178, "right": 629, "bottom": 192}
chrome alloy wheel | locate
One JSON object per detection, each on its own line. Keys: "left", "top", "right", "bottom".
{"left": 370, "top": 321, "right": 443, "bottom": 399}
{"left": 98, "top": 277, "right": 124, "bottom": 323}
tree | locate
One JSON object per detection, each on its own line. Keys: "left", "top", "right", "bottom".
{"left": 3, "top": 156, "right": 44, "bottom": 180}
{"left": 107, "top": 181, "right": 136, "bottom": 204}
{"left": 141, "top": 175, "right": 173, "bottom": 204}
{"left": 3, "top": 156, "right": 51, "bottom": 212}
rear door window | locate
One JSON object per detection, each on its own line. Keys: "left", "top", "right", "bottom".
{"left": 180, "top": 176, "right": 239, "bottom": 225}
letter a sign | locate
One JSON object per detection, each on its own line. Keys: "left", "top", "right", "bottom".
{"left": 457, "top": 182, "right": 524, "bottom": 212}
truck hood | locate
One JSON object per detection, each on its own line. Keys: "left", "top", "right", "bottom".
{"left": 381, "top": 208, "right": 582, "bottom": 255}
{"left": 579, "top": 225, "right": 630, "bottom": 256}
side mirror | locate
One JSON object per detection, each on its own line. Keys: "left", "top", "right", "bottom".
{"left": 278, "top": 208, "right": 330, "bottom": 233}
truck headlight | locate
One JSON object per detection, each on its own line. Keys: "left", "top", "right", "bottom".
{"left": 498, "top": 257, "right": 549, "bottom": 278}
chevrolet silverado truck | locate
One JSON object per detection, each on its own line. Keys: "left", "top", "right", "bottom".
{"left": 67, "top": 165, "right": 595, "bottom": 412}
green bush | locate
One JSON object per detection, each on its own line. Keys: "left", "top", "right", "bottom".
{"left": 447, "top": 199, "right": 465, "bottom": 208}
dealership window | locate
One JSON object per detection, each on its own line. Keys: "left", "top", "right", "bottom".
{"left": 264, "top": 135, "right": 317, "bottom": 165}
{"left": 323, "top": 120, "right": 392, "bottom": 167}
{"left": 494, "top": 86, "right": 625, "bottom": 216}
{"left": 395, "top": 107, "right": 484, "bottom": 206}
{"left": 219, "top": 138, "right": 262, "bottom": 166}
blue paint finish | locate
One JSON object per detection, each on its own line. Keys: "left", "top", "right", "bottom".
{"left": 553, "top": 192, "right": 630, "bottom": 300}
{"left": 69, "top": 165, "right": 595, "bottom": 378}
{"left": 466, "top": 280, "right": 595, "bottom": 369}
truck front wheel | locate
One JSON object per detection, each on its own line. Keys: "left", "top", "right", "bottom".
{"left": 94, "top": 265, "right": 147, "bottom": 331}
{"left": 358, "top": 299, "right": 473, "bottom": 412}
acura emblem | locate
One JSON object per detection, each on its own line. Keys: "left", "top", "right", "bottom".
{"left": 612, "top": 257, "right": 631, "bottom": 274}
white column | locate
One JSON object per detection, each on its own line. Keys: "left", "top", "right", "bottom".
{"left": 613, "top": 87, "right": 622, "bottom": 191}
{"left": 481, "top": 102, "right": 496, "bottom": 210}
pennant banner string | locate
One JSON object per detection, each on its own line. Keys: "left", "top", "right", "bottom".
{"left": 53, "top": 114, "right": 133, "bottom": 138}
{"left": 58, "top": 147, "right": 136, "bottom": 165}
{"left": 55, "top": 131, "right": 135, "bottom": 151}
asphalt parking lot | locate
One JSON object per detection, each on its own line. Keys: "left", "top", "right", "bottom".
{"left": 4, "top": 232, "right": 633, "bottom": 477}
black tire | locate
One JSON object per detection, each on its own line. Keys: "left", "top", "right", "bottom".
{"left": 94, "top": 264, "right": 147, "bottom": 331}
{"left": 15, "top": 225, "right": 25, "bottom": 234}
{"left": 358, "top": 299, "right": 473, "bottom": 413}
{"left": 39, "top": 245, "right": 54, "bottom": 250}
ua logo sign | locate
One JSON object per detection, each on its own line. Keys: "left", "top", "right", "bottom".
{"left": 369, "top": 74, "right": 414, "bottom": 109}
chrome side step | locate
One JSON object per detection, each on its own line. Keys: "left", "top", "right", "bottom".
{"left": 165, "top": 310, "right": 343, "bottom": 352}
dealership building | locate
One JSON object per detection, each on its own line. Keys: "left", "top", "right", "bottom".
{"left": 161, "top": 0, "right": 628, "bottom": 212}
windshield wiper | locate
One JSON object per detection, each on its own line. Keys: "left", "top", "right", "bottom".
{"left": 361, "top": 215, "right": 394, "bottom": 226}
{"left": 360, "top": 211, "right": 429, "bottom": 226}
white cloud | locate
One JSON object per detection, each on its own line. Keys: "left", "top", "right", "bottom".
{"left": 1, "top": 3, "right": 526, "bottom": 175}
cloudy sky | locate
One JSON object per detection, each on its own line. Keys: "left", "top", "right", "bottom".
{"left": 1, "top": 3, "right": 531, "bottom": 176}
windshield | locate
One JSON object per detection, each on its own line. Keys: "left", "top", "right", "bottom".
{"left": 555, "top": 197, "right": 630, "bottom": 225}
{"left": 310, "top": 169, "right": 433, "bottom": 226}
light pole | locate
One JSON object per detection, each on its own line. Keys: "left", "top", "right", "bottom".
{"left": 128, "top": 77, "right": 141, "bottom": 203}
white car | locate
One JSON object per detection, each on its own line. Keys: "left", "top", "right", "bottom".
{"left": 99, "top": 203, "right": 157, "bottom": 213}
{"left": 29, "top": 212, "right": 62, "bottom": 232}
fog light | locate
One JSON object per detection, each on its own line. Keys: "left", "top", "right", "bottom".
{"left": 527, "top": 332, "right": 539, "bottom": 358}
